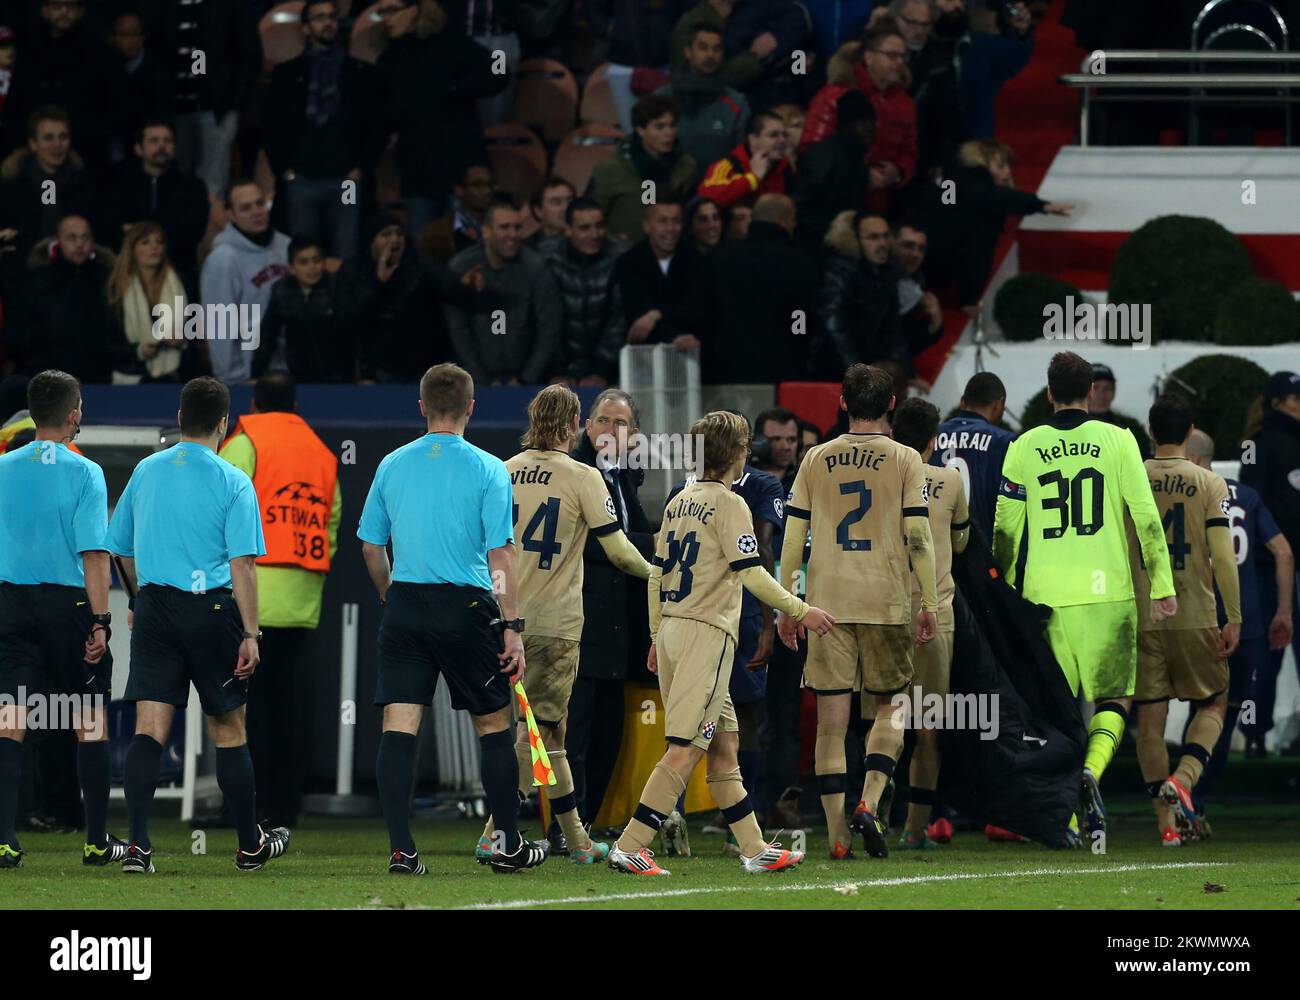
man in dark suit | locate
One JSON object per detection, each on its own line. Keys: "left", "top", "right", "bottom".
{"left": 567, "top": 388, "right": 656, "bottom": 840}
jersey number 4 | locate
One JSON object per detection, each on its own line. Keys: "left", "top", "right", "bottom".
{"left": 836, "top": 480, "right": 873, "bottom": 552}
{"left": 661, "top": 529, "right": 700, "bottom": 602}
{"left": 1037, "top": 468, "right": 1104, "bottom": 539}
{"left": 1138, "top": 502, "right": 1192, "bottom": 571}
{"left": 514, "top": 498, "right": 562, "bottom": 570}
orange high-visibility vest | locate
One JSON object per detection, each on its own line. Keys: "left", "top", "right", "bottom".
{"left": 230, "top": 412, "right": 337, "bottom": 573}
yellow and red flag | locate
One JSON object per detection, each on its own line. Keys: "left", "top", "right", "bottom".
{"left": 513, "top": 682, "right": 555, "bottom": 787}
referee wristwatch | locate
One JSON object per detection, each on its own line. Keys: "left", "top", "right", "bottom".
{"left": 496, "top": 618, "right": 525, "bottom": 634}
{"left": 242, "top": 630, "right": 263, "bottom": 640}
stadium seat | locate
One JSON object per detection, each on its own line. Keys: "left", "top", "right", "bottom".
{"left": 510, "top": 58, "right": 579, "bottom": 144}
{"left": 483, "top": 124, "right": 547, "bottom": 203}
{"left": 579, "top": 63, "right": 621, "bottom": 125}
{"left": 259, "top": 2, "right": 307, "bottom": 68}
{"left": 553, "top": 124, "right": 624, "bottom": 194}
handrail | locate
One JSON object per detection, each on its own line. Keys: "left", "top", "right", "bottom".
{"left": 1061, "top": 73, "right": 1300, "bottom": 86}
{"left": 1078, "top": 49, "right": 1300, "bottom": 63}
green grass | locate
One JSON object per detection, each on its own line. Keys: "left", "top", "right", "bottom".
{"left": 10, "top": 809, "right": 1300, "bottom": 909}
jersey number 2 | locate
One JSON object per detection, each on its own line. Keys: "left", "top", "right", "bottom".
{"left": 836, "top": 480, "right": 873, "bottom": 551}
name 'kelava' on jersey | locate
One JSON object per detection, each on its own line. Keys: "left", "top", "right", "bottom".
{"left": 1033, "top": 438, "right": 1103, "bottom": 463}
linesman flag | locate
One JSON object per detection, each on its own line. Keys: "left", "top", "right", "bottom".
{"left": 513, "top": 682, "right": 556, "bottom": 787}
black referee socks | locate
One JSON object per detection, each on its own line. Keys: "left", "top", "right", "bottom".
{"left": 480, "top": 729, "right": 522, "bottom": 854}
{"left": 377, "top": 730, "right": 417, "bottom": 855}
{"left": 0, "top": 737, "right": 21, "bottom": 849}
{"left": 124, "top": 734, "right": 163, "bottom": 851}
{"left": 215, "top": 745, "right": 261, "bottom": 853}
{"left": 77, "top": 740, "right": 111, "bottom": 847}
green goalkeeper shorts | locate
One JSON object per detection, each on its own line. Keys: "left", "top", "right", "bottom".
{"left": 1045, "top": 601, "right": 1138, "bottom": 702}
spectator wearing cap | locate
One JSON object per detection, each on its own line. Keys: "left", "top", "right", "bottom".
{"left": 535, "top": 197, "right": 629, "bottom": 388}
{"left": 1240, "top": 371, "right": 1300, "bottom": 753}
{"left": 686, "top": 196, "right": 723, "bottom": 254}
{"left": 799, "top": 24, "right": 918, "bottom": 205}
{"left": 336, "top": 212, "right": 453, "bottom": 383}
{"left": 589, "top": 95, "right": 697, "bottom": 243}
{"left": 817, "top": 209, "right": 908, "bottom": 378}
{"left": 893, "top": 220, "right": 944, "bottom": 356}
{"left": 0, "top": 105, "right": 97, "bottom": 275}
{"left": 1087, "top": 362, "right": 1118, "bottom": 420}
{"left": 264, "top": 0, "right": 388, "bottom": 260}
{"left": 655, "top": 24, "right": 750, "bottom": 183}
{"left": 697, "top": 110, "right": 791, "bottom": 209}
{"left": 705, "top": 192, "right": 818, "bottom": 383}
{"left": 374, "top": 0, "right": 509, "bottom": 250}
{"left": 443, "top": 202, "right": 562, "bottom": 385}
{"left": 792, "top": 90, "right": 874, "bottom": 250}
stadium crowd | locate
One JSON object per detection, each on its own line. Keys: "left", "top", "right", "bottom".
{"left": 0, "top": 0, "right": 1073, "bottom": 408}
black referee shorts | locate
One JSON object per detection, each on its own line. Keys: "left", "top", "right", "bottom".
{"left": 376, "top": 583, "right": 511, "bottom": 716}
{"left": 0, "top": 583, "right": 112, "bottom": 702}
{"left": 126, "top": 585, "right": 246, "bottom": 717}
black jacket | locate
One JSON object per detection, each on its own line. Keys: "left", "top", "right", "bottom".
{"left": 921, "top": 161, "right": 1047, "bottom": 307}
{"left": 154, "top": 0, "right": 261, "bottom": 116}
{"left": 4, "top": 20, "right": 114, "bottom": 159}
{"left": 817, "top": 252, "right": 907, "bottom": 377}
{"left": 792, "top": 130, "right": 871, "bottom": 250}
{"left": 1239, "top": 408, "right": 1300, "bottom": 556}
{"left": 95, "top": 162, "right": 211, "bottom": 291}
{"left": 264, "top": 49, "right": 388, "bottom": 180}
{"left": 253, "top": 274, "right": 352, "bottom": 383}
{"left": 335, "top": 252, "right": 454, "bottom": 382}
{"left": 376, "top": 29, "right": 508, "bottom": 200}
{"left": 584, "top": 0, "right": 692, "bottom": 68}
{"left": 611, "top": 239, "right": 715, "bottom": 344}
{"left": 5, "top": 253, "right": 124, "bottom": 384}
{"left": 574, "top": 431, "right": 655, "bottom": 681}
{"left": 105, "top": 50, "right": 175, "bottom": 161}
{"left": 0, "top": 151, "right": 98, "bottom": 262}
{"left": 705, "top": 220, "right": 819, "bottom": 383}
{"left": 536, "top": 234, "right": 627, "bottom": 382}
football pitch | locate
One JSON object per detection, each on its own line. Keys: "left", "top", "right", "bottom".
{"left": 11, "top": 807, "right": 1300, "bottom": 910}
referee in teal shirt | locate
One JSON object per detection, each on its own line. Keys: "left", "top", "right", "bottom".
{"left": 107, "top": 377, "right": 290, "bottom": 874}
{"left": 359, "top": 363, "right": 548, "bottom": 875}
{"left": 0, "top": 371, "right": 124, "bottom": 869}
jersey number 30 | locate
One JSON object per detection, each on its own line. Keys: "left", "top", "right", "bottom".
{"left": 1037, "top": 468, "right": 1104, "bottom": 539}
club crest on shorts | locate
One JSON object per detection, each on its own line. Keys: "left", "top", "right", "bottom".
{"left": 605, "top": 496, "right": 617, "bottom": 519}
{"left": 701, "top": 721, "right": 716, "bottom": 740}
{"left": 736, "top": 533, "right": 758, "bottom": 555}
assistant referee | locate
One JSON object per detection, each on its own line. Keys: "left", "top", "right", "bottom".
{"left": 107, "top": 377, "right": 290, "bottom": 873}
{"left": 359, "top": 363, "right": 549, "bottom": 875}
{"left": 0, "top": 371, "right": 125, "bottom": 869}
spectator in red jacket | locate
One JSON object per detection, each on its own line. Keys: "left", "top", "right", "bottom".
{"left": 799, "top": 23, "right": 918, "bottom": 203}
{"left": 696, "top": 110, "right": 791, "bottom": 208}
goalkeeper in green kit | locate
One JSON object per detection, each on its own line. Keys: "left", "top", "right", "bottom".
{"left": 993, "top": 352, "right": 1176, "bottom": 845}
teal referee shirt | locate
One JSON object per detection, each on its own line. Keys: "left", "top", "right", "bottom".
{"left": 358, "top": 433, "right": 514, "bottom": 590}
{"left": 0, "top": 441, "right": 108, "bottom": 586}
{"left": 107, "top": 442, "right": 266, "bottom": 591}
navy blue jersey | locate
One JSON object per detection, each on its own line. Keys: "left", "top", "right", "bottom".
{"left": 931, "top": 410, "right": 1014, "bottom": 545}
{"left": 1218, "top": 478, "right": 1282, "bottom": 640}
{"left": 667, "top": 464, "right": 785, "bottom": 621}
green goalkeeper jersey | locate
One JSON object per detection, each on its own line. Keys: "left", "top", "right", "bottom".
{"left": 992, "top": 408, "right": 1174, "bottom": 607}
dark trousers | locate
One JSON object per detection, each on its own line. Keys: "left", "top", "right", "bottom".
{"left": 1242, "top": 580, "right": 1300, "bottom": 739}
{"left": 758, "top": 639, "right": 806, "bottom": 814}
{"left": 567, "top": 676, "right": 625, "bottom": 826}
{"left": 247, "top": 626, "right": 314, "bottom": 825}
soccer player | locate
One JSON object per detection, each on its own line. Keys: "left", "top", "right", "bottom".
{"left": 892, "top": 398, "right": 969, "bottom": 850}
{"left": 477, "top": 385, "right": 651, "bottom": 865}
{"left": 1183, "top": 430, "right": 1293, "bottom": 825}
{"left": 931, "top": 371, "right": 1012, "bottom": 545}
{"left": 1129, "top": 400, "right": 1242, "bottom": 845}
{"left": 359, "top": 364, "right": 548, "bottom": 875}
{"left": 109, "top": 377, "right": 290, "bottom": 873}
{"left": 0, "top": 371, "right": 127, "bottom": 869}
{"left": 779, "top": 364, "right": 940, "bottom": 860}
{"left": 608, "top": 411, "right": 833, "bottom": 876}
{"left": 993, "top": 352, "right": 1176, "bottom": 845}
{"left": 661, "top": 410, "right": 787, "bottom": 857}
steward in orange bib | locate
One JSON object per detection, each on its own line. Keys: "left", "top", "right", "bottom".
{"left": 220, "top": 372, "right": 341, "bottom": 828}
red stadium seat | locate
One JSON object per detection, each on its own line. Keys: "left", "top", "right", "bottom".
{"left": 579, "top": 63, "right": 620, "bottom": 125}
{"left": 511, "top": 58, "right": 579, "bottom": 144}
{"left": 553, "top": 124, "right": 624, "bottom": 194}
{"left": 483, "top": 124, "right": 547, "bottom": 204}
{"left": 778, "top": 382, "right": 842, "bottom": 438}
{"left": 259, "top": 2, "right": 306, "bottom": 68}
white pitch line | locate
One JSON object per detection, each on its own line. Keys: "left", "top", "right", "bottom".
{"left": 456, "top": 861, "right": 1232, "bottom": 910}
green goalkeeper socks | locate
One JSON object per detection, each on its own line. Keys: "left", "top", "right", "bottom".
{"left": 1083, "top": 704, "right": 1128, "bottom": 780}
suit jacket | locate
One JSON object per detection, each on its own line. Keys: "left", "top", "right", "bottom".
{"left": 574, "top": 430, "right": 655, "bottom": 680}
